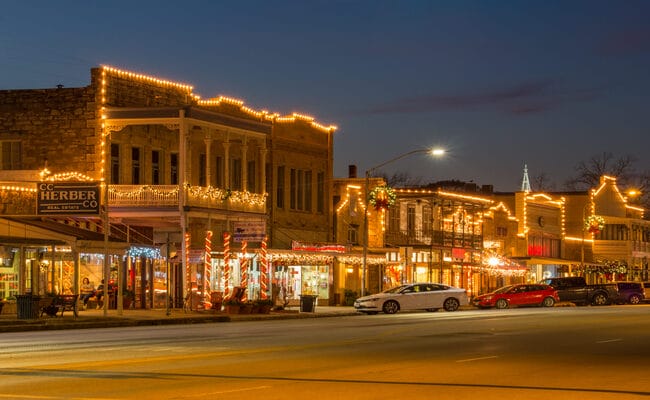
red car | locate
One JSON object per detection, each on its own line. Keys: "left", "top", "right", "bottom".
{"left": 472, "top": 284, "right": 559, "bottom": 309}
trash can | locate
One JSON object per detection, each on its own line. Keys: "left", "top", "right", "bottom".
{"left": 299, "top": 294, "right": 317, "bottom": 313}
{"left": 16, "top": 294, "right": 40, "bottom": 319}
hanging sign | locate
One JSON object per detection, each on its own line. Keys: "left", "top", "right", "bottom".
{"left": 37, "top": 182, "right": 100, "bottom": 215}
{"left": 233, "top": 221, "right": 267, "bottom": 242}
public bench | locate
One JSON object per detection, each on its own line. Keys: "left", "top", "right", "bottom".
{"left": 40, "top": 294, "right": 79, "bottom": 318}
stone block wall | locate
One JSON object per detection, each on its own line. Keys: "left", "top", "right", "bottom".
{"left": 0, "top": 86, "right": 97, "bottom": 174}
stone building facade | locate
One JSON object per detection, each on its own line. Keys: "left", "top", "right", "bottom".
{"left": 0, "top": 66, "right": 337, "bottom": 308}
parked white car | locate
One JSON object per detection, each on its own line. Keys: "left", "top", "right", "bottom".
{"left": 354, "top": 283, "right": 469, "bottom": 314}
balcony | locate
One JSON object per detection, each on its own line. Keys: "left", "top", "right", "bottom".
{"left": 384, "top": 229, "right": 483, "bottom": 249}
{"left": 108, "top": 185, "right": 266, "bottom": 214}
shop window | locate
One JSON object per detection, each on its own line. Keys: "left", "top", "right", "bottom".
{"left": 1, "top": 141, "right": 21, "bottom": 170}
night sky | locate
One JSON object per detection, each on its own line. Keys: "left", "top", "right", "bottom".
{"left": 1, "top": 0, "right": 649, "bottom": 192}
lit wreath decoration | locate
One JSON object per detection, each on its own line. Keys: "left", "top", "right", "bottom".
{"left": 585, "top": 215, "right": 605, "bottom": 234}
{"left": 369, "top": 185, "right": 396, "bottom": 211}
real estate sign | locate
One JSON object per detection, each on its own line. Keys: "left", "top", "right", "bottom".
{"left": 37, "top": 182, "right": 101, "bottom": 215}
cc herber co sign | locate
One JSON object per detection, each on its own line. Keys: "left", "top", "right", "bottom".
{"left": 37, "top": 182, "right": 101, "bottom": 216}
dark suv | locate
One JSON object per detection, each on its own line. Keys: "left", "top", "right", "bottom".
{"left": 612, "top": 282, "right": 645, "bottom": 304}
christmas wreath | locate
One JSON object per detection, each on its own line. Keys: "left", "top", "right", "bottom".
{"left": 585, "top": 215, "right": 605, "bottom": 234}
{"left": 368, "top": 185, "right": 396, "bottom": 211}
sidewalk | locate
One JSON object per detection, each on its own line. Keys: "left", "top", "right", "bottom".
{"left": 0, "top": 305, "right": 361, "bottom": 333}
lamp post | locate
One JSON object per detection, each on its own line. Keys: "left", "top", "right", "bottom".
{"left": 581, "top": 201, "right": 593, "bottom": 269}
{"left": 361, "top": 148, "right": 445, "bottom": 297}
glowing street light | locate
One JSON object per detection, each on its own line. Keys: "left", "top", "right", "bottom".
{"left": 361, "top": 148, "right": 445, "bottom": 296}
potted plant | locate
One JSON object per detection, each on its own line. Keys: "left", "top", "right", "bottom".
{"left": 254, "top": 298, "right": 273, "bottom": 314}
{"left": 122, "top": 289, "right": 135, "bottom": 309}
{"left": 223, "top": 298, "right": 242, "bottom": 314}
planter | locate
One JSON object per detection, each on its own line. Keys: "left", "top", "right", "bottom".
{"left": 239, "top": 304, "right": 253, "bottom": 314}
{"left": 224, "top": 304, "right": 241, "bottom": 314}
{"left": 257, "top": 304, "right": 272, "bottom": 314}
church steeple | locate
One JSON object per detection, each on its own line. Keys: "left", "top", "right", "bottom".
{"left": 521, "top": 164, "right": 531, "bottom": 192}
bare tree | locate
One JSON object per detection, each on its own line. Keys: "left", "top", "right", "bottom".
{"left": 565, "top": 152, "right": 650, "bottom": 212}
{"left": 564, "top": 152, "right": 636, "bottom": 190}
{"left": 532, "top": 172, "right": 556, "bottom": 192}
{"left": 377, "top": 170, "right": 423, "bottom": 187}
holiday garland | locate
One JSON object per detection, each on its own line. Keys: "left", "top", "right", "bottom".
{"left": 369, "top": 185, "right": 396, "bottom": 211}
{"left": 585, "top": 215, "right": 605, "bottom": 234}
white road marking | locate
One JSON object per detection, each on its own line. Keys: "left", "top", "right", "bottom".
{"left": 596, "top": 338, "right": 623, "bottom": 343}
{"left": 456, "top": 355, "right": 498, "bottom": 363}
{"left": 184, "top": 386, "right": 271, "bottom": 397}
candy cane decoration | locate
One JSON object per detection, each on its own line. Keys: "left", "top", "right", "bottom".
{"left": 240, "top": 240, "right": 248, "bottom": 302}
{"left": 184, "top": 231, "right": 191, "bottom": 297}
{"left": 260, "top": 235, "right": 268, "bottom": 300}
{"left": 204, "top": 230, "right": 213, "bottom": 296}
{"left": 223, "top": 231, "right": 231, "bottom": 299}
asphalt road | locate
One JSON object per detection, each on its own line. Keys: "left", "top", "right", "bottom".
{"left": 1, "top": 305, "right": 649, "bottom": 399}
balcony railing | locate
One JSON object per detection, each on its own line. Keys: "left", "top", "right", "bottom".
{"left": 108, "top": 185, "right": 180, "bottom": 207}
{"left": 108, "top": 184, "right": 266, "bottom": 214}
{"left": 384, "top": 230, "right": 483, "bottom": 249}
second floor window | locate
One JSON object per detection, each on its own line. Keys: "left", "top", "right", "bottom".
{"left": 151, "top": 150, "right": 160, "bottom": 184}
{"left": 247, "top": 160, "right": 256, "bottom": 192}
{"left": 110, "top": 143, "right": 120, "bottom": 184}
{"left": 199, "top": 154, "right": 206, "bottom": 187}
{"left": 422, "top": 205, "right": 432, "bottom": 235}
{"left": 317, "top": 172, "right": 324, "bottom": 213}
{"left": 1, "top": 141, "right": 21, "bottom": 170}
{"left": 388, "top": 206, "right": 400, "bottom": 232}
{"left": 231, "top": 158, "right": 242, "bottom": 190}
{"left": 131, "top": 147, "right": 141, "bottom": 184}
{"left": 215, "top": 156, "right": 223, "bottom": 187}
{"left": 276, "top": 166, "right": 285, "bottom": 209}
{"left": 170, "top": 153, "right": 178, "bottom": 185}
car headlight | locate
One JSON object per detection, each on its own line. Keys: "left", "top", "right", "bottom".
{"left": 359, "top": 297, "right": 378, "bottom": 303}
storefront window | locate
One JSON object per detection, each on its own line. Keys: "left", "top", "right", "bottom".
{"left": 0, "top": 248, "right": 19, "bottom": 299}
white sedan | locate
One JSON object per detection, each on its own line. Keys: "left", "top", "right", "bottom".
{"left": 354, "top": 283, "right": 469, "bottom": 314}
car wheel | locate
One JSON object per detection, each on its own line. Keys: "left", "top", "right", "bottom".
{"left": 495, "top": 299, "right": 509, "bottom": 309}
{"left": 592, "top": 293, "right": 608, "bottom": 306}
{"left": 629, "top": 294, "right": 642, "bottom": 304}
{"left": 443, "top": 298, "right": 460, "bottom": 312}
{"left": 382, "top": 300, "right": 400, "bottom": 314}
{"left": 541, "top": 297, "right": 555, "bottom": 307}
{"left": 426, "top": 308, "right": 440, "bottom": 312}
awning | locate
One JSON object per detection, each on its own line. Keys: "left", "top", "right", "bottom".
{"left": 511, "top": 256, "right": 572, "bottom": 265}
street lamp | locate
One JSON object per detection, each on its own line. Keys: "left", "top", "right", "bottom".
{"left": 361, "top": 147, "right": 445, "bottom": 296}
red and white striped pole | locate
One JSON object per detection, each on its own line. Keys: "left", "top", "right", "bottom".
{"left": 240, "top": 240, "right": 248, "bottom": 302}
{"left": 223, "top": 231, "right": 231, "bottom": 300}
{"left": 260, "top": 235, "right": 268, "bottom": 300}
{"left": 184, "top": 232, "right": 191, "bottom": 298}
{"left": 204, "top": 230, "right": 213, "bottom": 298}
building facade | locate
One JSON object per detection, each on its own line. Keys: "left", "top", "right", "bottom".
{"left": 0, "top": 66, "right": 337, "bottom": 309}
